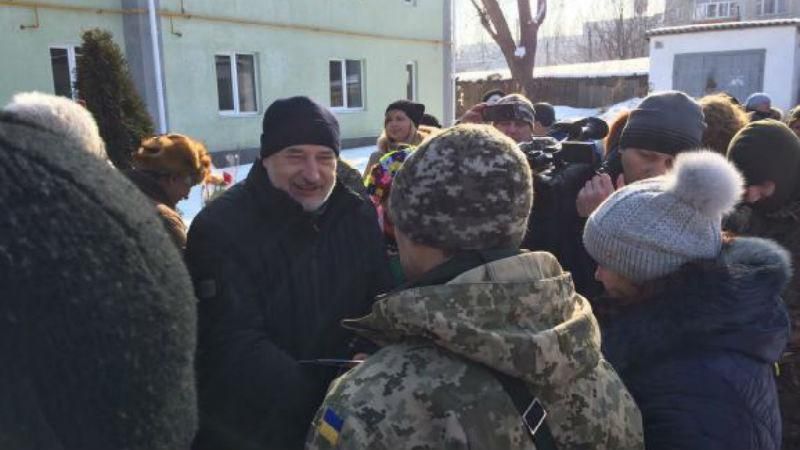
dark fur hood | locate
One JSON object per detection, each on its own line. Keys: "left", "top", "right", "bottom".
{"left": 600, "top": 237, "right": 791, "bottom": 373}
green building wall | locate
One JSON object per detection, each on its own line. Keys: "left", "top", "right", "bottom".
{"left": 0, "top": 0, "right": 447, "bottom": 154}
{"left": 0, "top": 2, "right": 126, "bottom": 105}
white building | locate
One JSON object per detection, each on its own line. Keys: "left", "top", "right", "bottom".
{"left": 647, "top": 19, "right": 800, "bottom": 111}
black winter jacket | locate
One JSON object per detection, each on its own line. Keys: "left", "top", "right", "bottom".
{"left": 522, "top": 162, "right": 602, "bottom": 298}
{"left": 186, "top": 162, "right": 393, "bottom": 450}
{"left": 597, "top": 237, "right": 791, "bottom": 450}
{"left": 0, "top": 113, "right": 197, "bottom": 450}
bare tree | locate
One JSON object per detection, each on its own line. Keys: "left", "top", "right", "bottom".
{"left": 582, "top": 0, "right": 655, "bottom": 62}
{"left": 469, "top": 0, "right": 547, "bottom": 97}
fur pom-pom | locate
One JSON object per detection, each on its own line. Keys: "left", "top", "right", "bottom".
{"left": 4, "top": 91, "right": 107, "bottom": 161}
{"left": 665, "top": 150, "right": 744, "bottom": 217}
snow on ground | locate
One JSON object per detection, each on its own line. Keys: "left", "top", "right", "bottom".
{"left": 340, "top": 145, "right": 376, "bottom": 174}
{"left": 177, "top": 98, "right": 643, "bottom": 223}
{"left": 555, "top": 97, "right": 643, "bottom": 122}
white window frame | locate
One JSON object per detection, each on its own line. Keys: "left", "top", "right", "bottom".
{"left": 215, "top": 52, "right": 259, "bottom": 117}
{"left": 329, "top": 59, "right": 365, "bottom": 112}
{"left": 49, "top": 45, "right": 80, "bottom": 100}
{"left": 406, "top": 61, "right": 418, "bottom": 101}
{"left": 755, "top": 0, "right": 786, "bottom": 16}
{"left": 693, "top": 1, "right": 739, "bottom": 20}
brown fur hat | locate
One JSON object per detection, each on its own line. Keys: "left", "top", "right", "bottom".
{"left": 132, "top": 134, "right": 212, "bottom": 184}
{"left": 700, "top": 93, "right": 749, "bottom": 155}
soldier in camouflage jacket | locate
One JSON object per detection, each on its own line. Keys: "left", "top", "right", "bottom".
{"left": 306, "top": 124, "right": 643, "bottom": 450}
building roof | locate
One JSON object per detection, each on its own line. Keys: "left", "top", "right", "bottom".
{"left": 457, "top": 57, "right": 649, "bottom": 82}
{"left": 647, "top": 18, "right": 800, "bottom": 37}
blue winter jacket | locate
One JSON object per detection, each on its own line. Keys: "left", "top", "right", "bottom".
{"left": 598, "top": 237, "right": 791, "bottom": 450}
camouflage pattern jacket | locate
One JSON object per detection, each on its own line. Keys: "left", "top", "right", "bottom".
{"left": 306, "top": 252, "right": 643, "bottom": 450}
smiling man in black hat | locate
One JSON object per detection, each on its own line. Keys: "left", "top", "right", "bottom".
{"left": 186, "top": 96, "right": 393, "bottom": 450}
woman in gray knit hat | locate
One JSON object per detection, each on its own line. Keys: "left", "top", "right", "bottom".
{"left": 584, "top": 151, "right": 791, "bottom": 450}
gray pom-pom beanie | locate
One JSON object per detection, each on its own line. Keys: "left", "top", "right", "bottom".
{"left": 583, "top": 151, "right": 744, "bottom": 283}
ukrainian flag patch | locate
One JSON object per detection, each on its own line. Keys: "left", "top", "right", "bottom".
{"left": 318, "top": 407, "right": 344, "bottom": 446}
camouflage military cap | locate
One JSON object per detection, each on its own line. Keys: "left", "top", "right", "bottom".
{"left": 389, "top": 124, "right": 533, "bottom": 251}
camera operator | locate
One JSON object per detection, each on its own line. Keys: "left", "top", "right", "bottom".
{"left": 460, "top": 94, "right": 604, "bottom": 295}
{"left": 460, "top": 94, "right": 606, "bottom": 295}
{"left": 521, "top": 116, "right": 609, "bottom": 298}
{"left": 576, "top": 92, "right": 706, "bottom": 217}
{"left": 572, "top": 91, "right": 706, "bottom": 297}
{"left": 459, "top": 93, "right": 536, "bottom": 143}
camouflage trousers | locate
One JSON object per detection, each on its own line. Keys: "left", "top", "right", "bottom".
{"left": 779, "top": 352, "right": 800, "bottom": 449}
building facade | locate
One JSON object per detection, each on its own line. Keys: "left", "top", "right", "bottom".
{"left": 663, "top": 0, "right": 800, "bottom": 25}
{"left": 1, "top": 0, "right": 453, "bottom": 155}
{"left": 648, "top": 20, "right": 800, "bottom": 111}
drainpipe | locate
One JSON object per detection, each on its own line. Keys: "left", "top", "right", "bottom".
{"left": 443, "top": 0, "right": 455, "bottom": 125}
{"left": 147, "top": 0, "right": 167, "bottom": 133}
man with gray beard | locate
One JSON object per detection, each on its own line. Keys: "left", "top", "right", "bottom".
{"left": 186, "top": 96, "right": 393, "bottom": 450}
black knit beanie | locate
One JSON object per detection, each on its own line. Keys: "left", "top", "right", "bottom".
{"left": 533, "top": 102, "right": 556, "bottom": 127}
{"left": 727, "top": 119, "right": 800, "bottom": 211}
{"left": 385, "top": 100, "right": 425, "bottom": 128}
{"left": 620, "top": 91, "right": 706, "bottom": 155}
{"left": 260, "top": 96, "right": 340, "bottom": 158}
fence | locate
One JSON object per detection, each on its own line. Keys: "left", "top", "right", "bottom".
{"left": 456, "top": 74, "right": 649, "bottom": 117}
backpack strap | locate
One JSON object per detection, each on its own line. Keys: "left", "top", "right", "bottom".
{"left": 486, "top": 367, "right": 559, "bottom": 450}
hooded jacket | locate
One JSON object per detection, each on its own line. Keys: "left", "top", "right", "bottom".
{"left": 725, "top": 204, "right": 800, "bottom": 448}
{"left": 306, "top": 251, "right": 643, "bottom": 450}
{"left": 597, "top": 237, "right": 791, "bottom": 450}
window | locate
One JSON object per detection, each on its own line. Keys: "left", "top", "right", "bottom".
{"left": 693, "top": 1, "right": 739, "bottom": 20}
{"left": 329, "top": 59, "right": 364, "bottom": 109}
{"left": 406, "top": 61, "right": 417, "bottom": 101}
{"left": 215, "top": 53, "right": 258, "bottom": 114}
{"left": 50, "top": 46, "right": 81, "bottom": 99}
{"left": 756, "top": 0, "right": 787, "bottom": 15}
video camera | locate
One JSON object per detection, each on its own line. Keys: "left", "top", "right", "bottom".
{"left": 518, "top": 137, "right": 598, "bottom": 174}
{"left": 550, "top": 117, "right": 609, "bottom": 142}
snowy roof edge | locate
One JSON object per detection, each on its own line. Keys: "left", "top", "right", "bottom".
{"left": 457, "top": 57, "right": 649, "bottom": 82}
{"left": 647, "top": 18, "right": 800, "bottom": 37}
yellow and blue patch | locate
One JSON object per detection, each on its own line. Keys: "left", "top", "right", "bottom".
{"left": 318, "top": 407, "right": 344, "bottom": 446}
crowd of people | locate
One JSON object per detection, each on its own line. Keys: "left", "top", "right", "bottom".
{"left": 2, "top": 85, "right": 800, "bottom": 450}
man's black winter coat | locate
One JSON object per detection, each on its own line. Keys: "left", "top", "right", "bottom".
{"left": 186, "top": 162, "right": 393, "bottom": 450}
